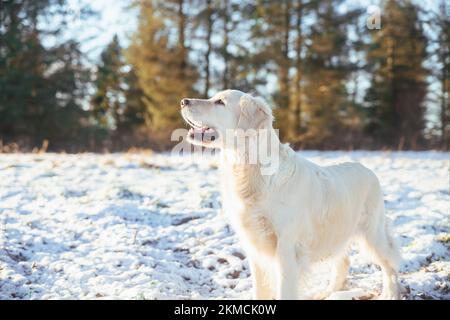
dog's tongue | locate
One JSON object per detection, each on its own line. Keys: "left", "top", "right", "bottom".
{"left": 189, "top": 127, "right": 217, "bottom": 141}
{"left": 189, "top": 127, "right": 212, "bottom": 134}
{"left": 189, "top": 127, "right": 205, "bottom": 135}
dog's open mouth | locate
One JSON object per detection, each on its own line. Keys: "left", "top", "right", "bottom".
{"left": 184, "top": 118, "right": 219, "bottom": 143}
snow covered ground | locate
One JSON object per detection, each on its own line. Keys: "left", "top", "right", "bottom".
{"left": 0, "top": 151, "right": 448, "bottom": 300}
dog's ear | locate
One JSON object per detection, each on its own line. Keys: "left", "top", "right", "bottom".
{"left": 237, "top": 94, "right": 273, "bottom": 130}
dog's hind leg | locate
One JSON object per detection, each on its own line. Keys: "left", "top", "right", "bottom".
{"left": 360, "top": 215, "right": 401, "bottom": 300}
{"left": 328, "top": 254, "right": 350, "bottom": 291}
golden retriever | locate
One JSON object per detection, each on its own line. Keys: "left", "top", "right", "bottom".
{"left": 180, "top": 89, "right": 401, "bottom": 300}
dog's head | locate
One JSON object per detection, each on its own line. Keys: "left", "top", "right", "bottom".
{"left": 180, "top": 90, "right": 273, "bottom": 148}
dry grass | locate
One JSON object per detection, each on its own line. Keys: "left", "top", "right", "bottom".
{"left": 0, "top": 139, "right": 49, "bottom": 154}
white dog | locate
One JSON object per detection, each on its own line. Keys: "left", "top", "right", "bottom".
{"left": 180, "top": 90, "right": 401, "bottom": 300}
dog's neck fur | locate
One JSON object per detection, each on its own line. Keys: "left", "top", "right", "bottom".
{"left": 220, "top": 128, "right": 293, "bottom": 203}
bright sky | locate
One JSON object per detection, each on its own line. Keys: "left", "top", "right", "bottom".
{"left": 65, "top": 0, "right": 138, "bottom": 62}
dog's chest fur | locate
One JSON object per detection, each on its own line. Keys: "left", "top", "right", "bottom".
{"left": 220, "top": 163, "right": 278, "bottom": 257}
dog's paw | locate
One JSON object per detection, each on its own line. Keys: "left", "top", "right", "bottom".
{"left": 325, "top": 289, "right": 371, "bottom": 300}
{"left": 313, "top": 291, "right": 332, "bottom": 300}
{"left": 377, "top": 292, "right": 400, "bottom": 300}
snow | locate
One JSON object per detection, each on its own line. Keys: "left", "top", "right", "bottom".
{"left": 0, "top": 151, "right": 448, "bottom": 300}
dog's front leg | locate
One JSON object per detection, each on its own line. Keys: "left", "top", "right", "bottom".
{"left": 275, "top": 240, "right": 298, "bottom": 299}
{"left": 249, "top": 259, "right": 272, "bottom": 300}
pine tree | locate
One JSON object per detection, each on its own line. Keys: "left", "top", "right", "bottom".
{"left": 247, "top": 0, "right": 292, "bottom": 136}
{"left": 243, "top": 0, "right": 312, "bottom": 143}
{"left": 127, "top": 0, "right": 198, "bottom": 140}
{"left": 221, "top": 0, "right": 231, "bottom": 89}
{"left": 217, "top": 0, "right": 255, "bottom": 92}
{"left": 290, "top": 0, "right": 305, "bottom": 142}
{"left": 435, "top": 0, "right": 450, "bottom": 149}
{"left": 364, "top": 0, "right": 428, "bottom": 149}
{"left": 91, "top": 35, "right": 126, "bottom": 129}
{"left": 121, "top": 67, "right": 148, "bottom": 131}
{"left": 193, "top": 0, "right": 216, "bottom": 97}
{"left": 192, "top": 0, "right": 252, "bottom": 96}
{"left": 0, "top": 0, "right": 91, "bottom": 148}
{"left": 301, "top": 0, "right": 360, "bottom": 148}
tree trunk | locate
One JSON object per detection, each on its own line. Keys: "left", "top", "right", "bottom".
{"left": 177, "top": 0, "right": 187, "bottom": 73}
{"left": 222, "top": 0, "right": 230, "bottom": 89}
{"left": 291, "top": 0, "right": 303, "bottom": 141}
{"left": 439, "top": 0, "right": 450, "bottom": 149}
{"left": 203, "top": 0, "right": 213, "bottom": 98}
{"left": 440, "top": 52, "right": 448, "bottom": 148}
{"left": 280, "top": 0, "right": 291, "bottom": 139}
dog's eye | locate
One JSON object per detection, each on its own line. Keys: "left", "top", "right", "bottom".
{"left": 215, "top": 99, "right": 225, "bottom": 105}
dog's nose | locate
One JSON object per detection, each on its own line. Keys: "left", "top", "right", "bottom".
{"left": 180, "top": 98, "right": 190, "bottom": 108}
